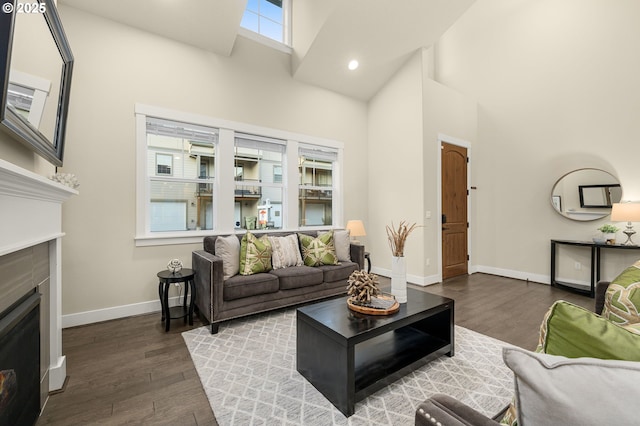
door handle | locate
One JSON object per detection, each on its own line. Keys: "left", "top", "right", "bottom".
{"left": 442, "top": 214, "right": 447, "bottom": 224}
{"left": 442, "top": 227, "right": 449, "bottom": 231}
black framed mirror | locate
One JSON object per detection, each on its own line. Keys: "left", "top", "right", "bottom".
{"left": 579, "top": 184, "right": 621, "bottom": 208}
{"left": 550, "top": 168, "right": 623, "bottom": 221}
{"left": 0, "top": 0, "right": 74, "bottom": 167}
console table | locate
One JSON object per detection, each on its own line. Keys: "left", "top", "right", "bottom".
{"left": 550, "top": 239, "right": 640, "bottom": 298}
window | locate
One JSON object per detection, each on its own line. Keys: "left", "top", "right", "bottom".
{"left": 298, "top": 145, "right": 337, "bottom": 227}
{"left": 136, "top": 104, "right": 344, "bottom": 245}
{"left": 156, "top": 153, "right": 173, "bottom": 175}
{"left": 273, "top": 165, "right": 282, "bottom": 183}
{"left": 146, "top": 117, "right": 217, "bottom": 233}
{"left": 234, "top": 134, "right": 285, "bottom": 230}
{"left": 241, "top": 0, "right": 290, "bottom": 45}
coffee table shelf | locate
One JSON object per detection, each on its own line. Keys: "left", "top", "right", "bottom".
{"left": 354, "top": 323, "right": 450, "bottom": 394}
{"left": 297, "top": 288, "right": 454, "bottom": 417}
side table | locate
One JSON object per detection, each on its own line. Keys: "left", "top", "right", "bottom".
{"left": 157, "top": 268, "right": 196, "bottom": 332}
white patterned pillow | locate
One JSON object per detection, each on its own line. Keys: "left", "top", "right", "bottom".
{"left": 269, "top": 234, "right": 303, "bottom": 269}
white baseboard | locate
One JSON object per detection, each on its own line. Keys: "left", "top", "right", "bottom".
{"left": 474, "top": 265, "right": 590, "bottom": 289}
{"left": 62, "top": 296, "right": 181, "bottom": 328}
{"left": 371, "top": 266, "right": 440, "bottom": 287}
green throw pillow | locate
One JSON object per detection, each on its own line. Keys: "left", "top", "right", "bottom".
{"left": 298, "top": 231, "right": 338, "bottom": 267}
{"left": 602, "top": 259, "right": 640, "bottom": 325}
{"left": 539, "top": 300, "right": 640, "bottom": 360}
{"left": 239, "top": 232, "right": 272, "bottom": 276}
{"left": 501, "top": 300, "right": 640, "bottom": 426}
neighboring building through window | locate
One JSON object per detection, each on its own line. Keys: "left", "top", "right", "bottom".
{"left": 136, "top": 105, "right": 344, "bottom": 245}
{"left": 146, "top": 117, "right": 217, "bottom": 232}
{"left": 234, "top": 134, "right": 285, "bottom": 230}
{"left": 298, "top": 145, "right": 336, "bottom": 227}
{"left": 241, "top": 0, "right": 289, "bottom": 45}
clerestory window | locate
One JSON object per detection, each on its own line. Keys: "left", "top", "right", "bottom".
{"left": 241, "top": 0, "right": 290, "bottom": 46}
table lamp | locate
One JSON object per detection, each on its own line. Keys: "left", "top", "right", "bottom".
{"left": 345, "top": 220, "right": 366, "bottom": 244}
{"left": 611, "top": 202, "right": 640, "bottom": 246}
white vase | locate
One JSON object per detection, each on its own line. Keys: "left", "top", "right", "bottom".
{"left": 391, "top": 256, "right": 407, "bottom": 303}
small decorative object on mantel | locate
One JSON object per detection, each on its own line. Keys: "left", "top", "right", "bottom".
{"left": 597, "top": 224, "right": 619, "bottom": 245}
{"left": 386, "top": 220, "right": 420, "bottom": 303}
{"left": 49, "top": 172, "right": 79, "bottom": 189}
{"left": 167, "top": 258, "right": 183, "bottom": 273}
{"left": 346, "top": 270, "right": 399, "bottom": 315}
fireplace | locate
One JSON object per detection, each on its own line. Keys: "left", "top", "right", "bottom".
{"left": 0, "top": 291, "right": 40, "bottom": 425}
{"left": 0, "top": 158, "right": 77, "bottom": 420}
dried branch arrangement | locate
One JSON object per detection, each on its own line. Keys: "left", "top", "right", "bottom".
{"left": 347, "top": 270, "right": 381, "bottom": 304}
{"left": 386, "top": 220, "right": 420, "bottom": 257}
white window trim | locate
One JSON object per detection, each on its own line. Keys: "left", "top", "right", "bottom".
{"left": 134, "top": 104, "right": 344, "bottom": 246}
{"left": 237, "top": 29, "right": 292, "bottom": 54}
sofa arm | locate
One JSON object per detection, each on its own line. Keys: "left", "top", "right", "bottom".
{"left": 595, "top": 280, "right": 610, "bottom": 315}
{"left": 192, "top": 250, "right": 224, "bottom": 329}
{"left": 415, "top": 394, "right": 501, "bottom": 426}
{"left": 350, "top": 244, "right": 365, "bottom": 270}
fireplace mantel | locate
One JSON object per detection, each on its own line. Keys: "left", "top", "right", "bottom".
{"left": 0, "top": 158, "right": 77, "bottom": 392}
{"left": 0, "top": 158, "right": 77, "bottom": 256}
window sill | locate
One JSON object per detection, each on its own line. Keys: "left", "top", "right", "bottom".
{"left": 135, "top": 227, "right": 338, "bottom": 247}
{"left": 237, "top": 28, "right": 292, "bottom": 55}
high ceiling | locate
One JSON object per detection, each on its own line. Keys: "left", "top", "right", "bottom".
{"left": 59, "top": 0, "right": 476, "bottom": 101}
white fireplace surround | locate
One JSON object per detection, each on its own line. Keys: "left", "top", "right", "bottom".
{"left": 0, "top": 158, "right": 77, "bottom": 391}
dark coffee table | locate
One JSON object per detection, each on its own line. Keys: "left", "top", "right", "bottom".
{"left": 296, "top": 287, "right": 454, "bottom": 417}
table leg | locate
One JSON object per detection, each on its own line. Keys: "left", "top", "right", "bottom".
{"left": 297, "top": 317, "right": 353, "bottom": 416}
{"left": 550, "top": 241, "right": 557, "bottom": 286}
{"left": 188, "top": 278, "right": 195, "bottom": 326}
{"left": 158, "top": 281, "right": 165, "bottom": 321}
{"left": 163, "top": 282, "right": 171, "bottom": 332}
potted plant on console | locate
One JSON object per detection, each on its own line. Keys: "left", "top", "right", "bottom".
{"left": 597, "top": 224, "right": 620, "bottom": 245}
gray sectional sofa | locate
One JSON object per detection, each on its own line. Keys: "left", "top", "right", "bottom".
{"left": 192, "top": 230, "right": 365, "bottom": 334}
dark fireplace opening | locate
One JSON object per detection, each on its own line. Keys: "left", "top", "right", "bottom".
{"left": 0, "top": 291, "right": 40, "bottom": 426}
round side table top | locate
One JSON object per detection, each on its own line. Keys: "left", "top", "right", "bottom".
{"left": 157, "top": 268, "right": 195, "bottom": 282}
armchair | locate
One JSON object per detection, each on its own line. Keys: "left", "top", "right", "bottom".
{"left": 415, "top": 394, "right": 506, "bottom": 426}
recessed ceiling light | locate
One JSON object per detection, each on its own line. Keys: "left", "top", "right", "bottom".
{"left": 348, "top": 60, "right": 359, "bottom": 71}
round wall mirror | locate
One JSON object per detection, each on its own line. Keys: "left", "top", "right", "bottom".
{"left": 551, "top": 168, "right": 622, "bottom": 221}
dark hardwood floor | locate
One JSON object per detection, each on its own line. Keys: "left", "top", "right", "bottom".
{"left": 37, "top": 273, "right": 594, "bottom": 425}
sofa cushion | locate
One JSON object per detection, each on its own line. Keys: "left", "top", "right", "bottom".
{"left": 269, "top": 234, "right": 303, "bottom": 269}
{"left": 269, "top": 266, "right": 323, "bottom": 290}
{"left": 503, "top": 346, "right": 640, "bottom": 426}
{"left": 298, "top": 231, "right": 338, "bottom": 267}
{"left": 239, "top": 232, "right": 272, "bottom": 276}
{"left": 223, "top": 273, "right": 279, "bottom": 301}
{"left": 318, "top": 229, "right": 351, "bottom": 262}
{"left": 215, "top": 235, "right": 240, "bottom": 280}
{"left": 601, "top": 259, "right": 640, "bottom": 325}
{"left": 318, "top": 261, "right": 358, "bottom": 283}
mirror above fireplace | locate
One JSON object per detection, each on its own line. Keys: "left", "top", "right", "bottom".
{"left": 0, "top": 0, "right": 74, "bottom": 167}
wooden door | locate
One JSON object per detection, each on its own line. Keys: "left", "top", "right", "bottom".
{"left": 441, "top": 143, "right": 468, "bottom": 279}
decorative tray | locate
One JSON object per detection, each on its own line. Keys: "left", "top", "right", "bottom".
{"left": 347, "top": 293, "right": 400, "bottom": 315}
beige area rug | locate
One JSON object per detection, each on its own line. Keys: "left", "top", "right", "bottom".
{"left": 182, "top": 308, "right": 514, "bottom": 425}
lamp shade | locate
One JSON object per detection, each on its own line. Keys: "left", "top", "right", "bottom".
{"left": 345, "top": 220, "right": 366, "bottom": 237}
{"left": 611, "top": 203, "right": 640, "bottom": 222}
